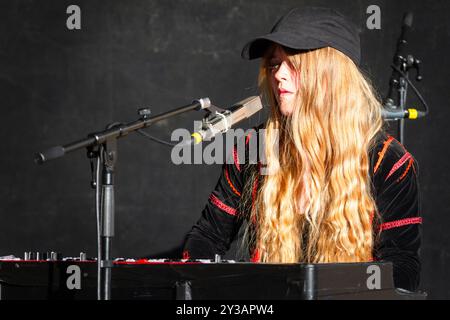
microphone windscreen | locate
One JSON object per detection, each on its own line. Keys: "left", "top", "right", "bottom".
{"left": 403, "top": 12, "right": 414, "bottom": 27}
{"left": 34, "top": 146, "right": 65, "bottom": 164}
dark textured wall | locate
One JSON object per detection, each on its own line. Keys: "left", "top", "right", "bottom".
{"left": 0, "top": 0, "right": 448, "bottom": 299}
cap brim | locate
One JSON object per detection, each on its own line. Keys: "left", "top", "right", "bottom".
{"left": 241, "top": 31, "right": 327, "bottom": 60}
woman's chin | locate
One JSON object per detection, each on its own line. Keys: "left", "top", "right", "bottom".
{"left": 279, "top": 104, "right": 294, "bottom": 116}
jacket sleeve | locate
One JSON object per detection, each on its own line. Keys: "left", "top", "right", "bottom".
{"left": 372, "top": 136, "right": 422, "bottom": 291}
{"left": 183, "top": 146, "right": 244, "bottom": 259}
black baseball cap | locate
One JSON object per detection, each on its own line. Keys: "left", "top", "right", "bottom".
{"left": 241, "top": 7, "right": 361, "bottom": 66}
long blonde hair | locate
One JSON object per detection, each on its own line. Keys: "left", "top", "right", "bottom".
{"left": 247, "top": 46, "right": 383, "bottom": 263}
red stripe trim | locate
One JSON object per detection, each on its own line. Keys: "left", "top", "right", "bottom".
{"left": 392, "top": 137, "right": 417, "bottom": 176}
{"left": 369, "top": 210, "right": 375, "bottom": 225}
{"left": 251, "top": 248, "right": 260, "bottom": 262}
{"left": 233, "top": 147, "right": 241, "bottom": 172}
{"left": 224, "top": 166, "right": 241, "bottom": 196}
{"left": 379, "top": 217, "right": 422, "bottom": 231}
{"left": 245, "top": 131, "right": 253, "bottom": 145}
{"left": 374, "top": 136, "right": 395, "bottom": 174}
{"left": 385, "top": 152, "right": 412, "bottom": 181}
{"left": 398, "top": 158, "right": 414, "bottom": 182}
{"left": 209, "top": 194, "right": 237, "bottom": 216}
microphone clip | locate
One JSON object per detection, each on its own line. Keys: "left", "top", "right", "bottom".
{"left": 396, "top": 53, "right": 423, "bottom": 82}
{"left": 202, "top": 109, "right": 232, "bottom": 136}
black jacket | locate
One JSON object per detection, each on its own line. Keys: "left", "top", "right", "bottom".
{"left": 183, "top": 128, "right": 422, "bottom": 291}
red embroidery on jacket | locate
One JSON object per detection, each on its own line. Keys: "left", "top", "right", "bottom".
{"left": 251, "top": 248, "right": 260, "bottom": 262}
{"left": 398, "top": 158, "right": 414, "bottom": 182}
{"left": 233, "top": 147, "right": 241, "bottom": 172}
{"left": 209, "top": 194, "right": 237, "bottom": 216}
{"left": 392, "top": 137, "right": 417, "bottom": 175}
{"left": 369, "top": 210, "right": 375, "bottom": 225}
{"left": 245, "top": 131, "right": 253, "bottom": 145}
{"left": 385, "top": 152, "right": 412, "bottom": 181}
{"left": 374, "top": 136, "right": 394, "bottom": 174}
{"left": 224, "top": 166, "right": 241, "bottom": 197}
{"left": 379, "top": 217, "right": 422, "bottom": 231}
{"left": 182, "top": 250, "right": 190, "bottom": 260}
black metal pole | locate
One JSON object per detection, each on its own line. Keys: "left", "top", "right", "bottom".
{"left": 99, "top": 137, "right": 117, "bottom": 300}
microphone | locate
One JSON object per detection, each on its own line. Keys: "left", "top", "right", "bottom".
{"left": 190, "top": 96, "right": 263, "bottom": 145}
{"left": 384, "top": 12, "right": 414, "bottom": 108}
{"left": 381, "top": 107, "right": 425, "bottom": 120}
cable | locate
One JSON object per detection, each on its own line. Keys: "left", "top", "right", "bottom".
{"left": 391, "top": 64, "right": 430, "bottom": 115}
{"left": 95, "top": 146, "right": 103, "bottom": 300}
{"left": 137, "top": 129, "right": 178, "bottom": 147}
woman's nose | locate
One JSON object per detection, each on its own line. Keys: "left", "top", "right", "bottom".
{"left": 274, "top": 61, "right": 289, "bottom": 82}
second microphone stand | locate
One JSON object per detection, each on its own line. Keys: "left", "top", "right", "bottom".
{"left": 383, "top": 12, "right": 423, "bottom": 144}
{"left": 385, "top": 56, "right": 422, "bottom": 144}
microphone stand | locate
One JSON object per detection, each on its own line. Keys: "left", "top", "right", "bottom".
{"left": 398, "top": 75, "right": 408, "bottom": 143}
{"left": 383, "top": 12, "right": 423, "bottom": 145}
{"left": 35, "top": 98, "right": 210, "bottom": 300}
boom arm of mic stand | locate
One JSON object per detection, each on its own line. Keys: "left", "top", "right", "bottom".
{"left": 34, "top": 99, "right": 209, "bottom": 164}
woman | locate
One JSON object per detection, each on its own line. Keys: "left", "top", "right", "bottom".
{"left": 183, "top": 7, "right": 422, "bottom": 292}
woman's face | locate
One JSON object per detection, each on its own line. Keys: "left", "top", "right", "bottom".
{"left": 267, "top": 45, "right": 299, "bottom": 116}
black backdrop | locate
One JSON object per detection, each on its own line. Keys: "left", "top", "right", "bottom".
{"left": 0, "top": 0, "right": 449, "bottom": 299}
